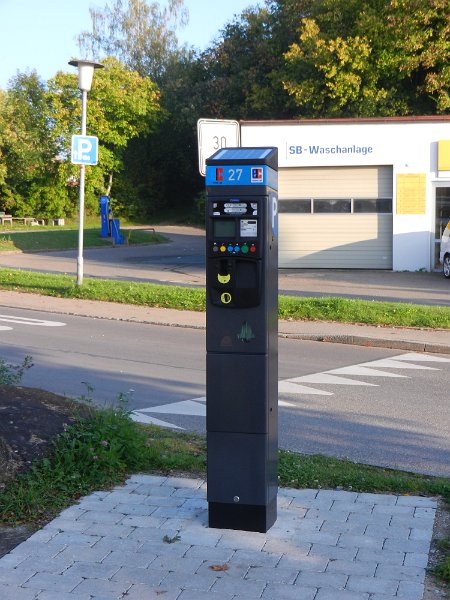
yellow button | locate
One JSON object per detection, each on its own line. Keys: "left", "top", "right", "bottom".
{"left": 220, "top": 292, "right": 232, "bottom": 304}
{"left": 220, "top": 245, "right": 226, "bottom": 252}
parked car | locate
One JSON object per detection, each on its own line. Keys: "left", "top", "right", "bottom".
{"left": 440, "top": 221, "right": 450, "bottom": 278}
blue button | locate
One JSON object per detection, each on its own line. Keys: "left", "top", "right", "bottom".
{"left": 234, "top": 245, "right": 240, "bottom": 252}
{"left": 227, "top": 245, "right": 233, "bottom": 252}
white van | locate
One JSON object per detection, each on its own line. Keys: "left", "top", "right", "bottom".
{"left": 440, "top": 221, "right": 450, "bottom": 278}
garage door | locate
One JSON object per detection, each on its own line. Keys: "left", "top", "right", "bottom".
{"left": 279, "top": 166, "right": 393, "bottom": 269}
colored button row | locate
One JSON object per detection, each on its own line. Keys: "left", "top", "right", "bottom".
{"left": 212, "top": 243, "right": 257, "bottom": 254}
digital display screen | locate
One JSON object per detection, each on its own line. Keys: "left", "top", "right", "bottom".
{"left": 213, "top": 219, "right": 235, "bottom": 238}
{"left": 240, "top": 219, "right": 257, "bottom": 237}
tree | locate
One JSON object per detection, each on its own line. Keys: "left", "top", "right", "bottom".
{"left": 0, "top": 71, "right": 66, "bottom": 217}
{"left": 190, "top": 4, "right": 298, "bottom": 120}
{"left": 47, "top": 57, "right": 161, "bottom": 215}
{"left": 0, "top": 91, "right": 9, "bottom": 196}
{"left": 278, "top": 0, "right": 450, "bottom": 117}
{"left": 387, "top": 0, "right": 450, "bottom": 113}
{"left": 282, "top": 17, "right": 405, "bottom": 117}
{"left": 77, "top": 0, "right": 188, "bottom": 82}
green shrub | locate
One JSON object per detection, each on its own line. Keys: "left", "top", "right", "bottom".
{"left": 0, "top": 355, "right": 33, "bottom": 385}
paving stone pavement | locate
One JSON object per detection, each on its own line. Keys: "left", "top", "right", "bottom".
{"left": 0, "top": 475, "right": 437, "bottom": 600}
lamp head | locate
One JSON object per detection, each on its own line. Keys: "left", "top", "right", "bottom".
{"left": 69, "top": 59, "right": 104, "bottom": 92}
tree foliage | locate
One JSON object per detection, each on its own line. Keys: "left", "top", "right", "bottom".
{"left": 279, "top": 0, "right": 450, "bottom": 117}
{"left": 2, "top": 0, "right": 450, "bottom": 221}
{"left": 387, "top": 0, "right": 450, "bottom": 112}
{"left": 0, "top": 60, "right": 160, "bottom": 218}
{"left": 0, "top": 72, "right": 65, "bottom": 216}
{"left": 77, "top": 0, "right": 188, "bottom": 81}
{"left": 48, "top": 57, "right": 161, "bottom": 214}
{"left": 201, "top": 6, "right": 291, "bottom": 119}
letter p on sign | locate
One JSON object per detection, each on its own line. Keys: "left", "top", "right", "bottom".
{"left": 71, "top": 135, "right": 99, "bottom": 165}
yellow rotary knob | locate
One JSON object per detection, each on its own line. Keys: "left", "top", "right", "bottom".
{"left": 220, "top": 292, "right": 232, "bottom": 304}
{"left": 217, "top": 273, "right": 231, "bottom": 284}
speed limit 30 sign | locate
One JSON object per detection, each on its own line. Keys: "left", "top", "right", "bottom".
{"left": 197, "top": 119, "right": 240, "bottom": 176}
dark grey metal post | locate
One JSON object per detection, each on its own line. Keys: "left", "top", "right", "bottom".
{"left": 205, "top": 147, "right": 278, "bottom": 533}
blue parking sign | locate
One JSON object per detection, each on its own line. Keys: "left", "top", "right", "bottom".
{"left": 71, "top": 135, "right": 98, "bottom": 165}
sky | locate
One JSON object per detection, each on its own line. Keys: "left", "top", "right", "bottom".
{"left": 0, "top": 0, "right": 258, "bottom": 89}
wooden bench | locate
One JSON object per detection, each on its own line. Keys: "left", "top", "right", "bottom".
{"left": 12, "top": 217, "right": 37, "bottom": 226}
{"left": 0, "top": 214, "right": 12, "bottom": 225}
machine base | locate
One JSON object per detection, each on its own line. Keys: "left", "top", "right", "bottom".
{"left": 208, "top": 498, "right": 277, "bottom": 533}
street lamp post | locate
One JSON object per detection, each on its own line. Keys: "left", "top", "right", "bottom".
{"left": 69, "top": 59, "right": 104, "bottom": 286}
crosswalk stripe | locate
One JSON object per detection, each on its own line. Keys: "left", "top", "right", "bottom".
{"left": 130, "top": 411, "right": 183, "bottom": 429}
{"left": 326, "top": 366, "right": 408, "bottom": 378}
{"left": 287, "top": 373, "right": 378, "bottom": 386}
{"left": 389, "top": 353, "right": 450, "bottom": 363}
{"left": 279, "top": 399, "right": 297, "bottom": 407}
{"left": 279, "top": 381, "right": 333, "bottom": 395}
{"left": 139, "top": 399, "right": 206, "bottom": 417}
{"left": 130, "top": 352, "right": 448, "bottom": 428}
{"left": 359, "top": 359, "right": 439, "bottom": 370}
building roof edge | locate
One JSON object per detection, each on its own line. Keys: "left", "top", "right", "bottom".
{"left": 240, "top": 115, "right": 450, "bottom": 126}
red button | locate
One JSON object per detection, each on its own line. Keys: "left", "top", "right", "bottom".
{"left": 250, "top": 244, "right": 256, "bottom": 253}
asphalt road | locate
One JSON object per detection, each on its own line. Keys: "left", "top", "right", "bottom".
{"left": 1, "top": 225, "right": 449, "bottom": 305}
{"left": 1, "top": 307, "right": 449, "bottom": 477}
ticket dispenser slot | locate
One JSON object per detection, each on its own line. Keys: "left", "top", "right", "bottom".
{"left": 208, "top": 258, "right": 261, "bottom": 308}
{"left": 205, "top": 147, "right": 278, "bottom": 534}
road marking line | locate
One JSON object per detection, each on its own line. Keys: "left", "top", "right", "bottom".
{"left": 326, "top": 366, "right": 408, "bottom": 378}
{"left": 0, "top": 326, "right": 13, "bottom": 331}
{"left": 130, "top": 411, "right": 183, "bottom": 429}
{"left": 359, "top": 359, "right": 438, "bottom": 370}
{"left": 386, "top": 353, "right": 450, "bottom": 363}
{"left": 279, "top": 381, "right": 334, "bottom": 395}
{"left": 287, "top": 373, "right": 379, "bottom": 386}
{"left": 0, "top": 315, "right": 66, "bottom": 327}
{"left": 131, "top": 352, "right": 448, "bottom": 425}
{"left": 139, "top": 399, "right": 206, "bottom": 417}
{"left": 279, "top": 399, "right": 297, "bottom": 407}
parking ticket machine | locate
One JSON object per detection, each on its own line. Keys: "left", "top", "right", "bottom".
{"left": 205, "top": 147, "right": 278, "bottom": 533}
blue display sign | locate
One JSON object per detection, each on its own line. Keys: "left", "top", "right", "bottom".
{"left": 206, "top": 164, "right": 276, "bottom": 187}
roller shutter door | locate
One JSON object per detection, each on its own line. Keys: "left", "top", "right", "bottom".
{"left": 279, "top": 166, "right": 393, "bottom": 269}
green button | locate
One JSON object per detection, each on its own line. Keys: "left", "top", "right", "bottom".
{"left": 241, "top": 244, "right": 249, "bottom": 254}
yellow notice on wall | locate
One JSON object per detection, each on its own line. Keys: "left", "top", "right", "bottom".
{"left": 396, "top": 174, "right": 426, "bottom": 215}
{"left": 438, "top": 140, "right": 450, "bottom": 171}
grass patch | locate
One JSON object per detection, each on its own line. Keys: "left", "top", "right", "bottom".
{"left": 0, "top": 404, "right": 206, "bottom": 526}
{"left": 0, "top": 268, "right": 449, "bottom": 328}
{"left": 433, "top": 538, "right": 450, "bottom": 583}
{"left": 278, "top": 450, "right": 450, "bottom": 496}
{"left": 0, "top": 269, "right": 205, "bottom": 310}
{"left": 278, "top": 295, "right": 450, "bottom": 328}
{"left": 0, "top": 228, "right": 167, "bottom": 252}
{"left": 1, "top": 409, "right": 449, "bottom": 527}
{"left": 0, "top": 403, "right": 448, "bottom": 584}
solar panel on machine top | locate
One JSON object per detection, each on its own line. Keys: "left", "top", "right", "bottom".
{"left": 213, "top": 148, "right": 273, "bottom": 161}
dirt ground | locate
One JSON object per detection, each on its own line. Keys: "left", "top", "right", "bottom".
{"left": 0, "top": 385, "right": 448, "bottom": 597}
{"left": 0, "top": 385, "right": 89, "bottom": 557}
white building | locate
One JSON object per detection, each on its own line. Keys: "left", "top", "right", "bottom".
{"left": 240, "top": 116, "right": 450, "bottom": 271}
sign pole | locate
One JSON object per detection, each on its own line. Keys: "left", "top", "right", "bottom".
{"left": 69, "top": 59, "right": 103, "bottom": 287}
{"left": 76, "top": 89, "right": 88, "bottom": 286}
